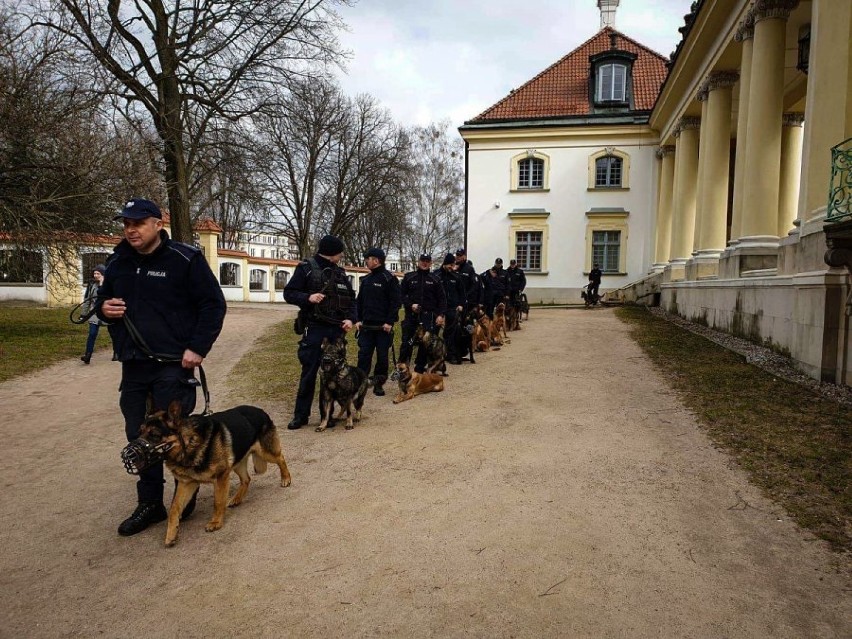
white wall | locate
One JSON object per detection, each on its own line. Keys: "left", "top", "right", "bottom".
{"left": 466, "top": 131, "right": 658, "bottom": 302}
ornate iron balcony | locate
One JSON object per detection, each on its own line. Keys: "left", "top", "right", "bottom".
{"left": 827, "top": 137, "right": 852, "bottom": 223}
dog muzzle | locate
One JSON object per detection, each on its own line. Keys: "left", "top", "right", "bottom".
{"left": 465, "top": 324, "right": 474, "bottom": 334}
{"left": 121, "top": 438, "right": 173, "bottom": 475}
{"left": 389, "top": 368, "right": 401, "bottom": 381}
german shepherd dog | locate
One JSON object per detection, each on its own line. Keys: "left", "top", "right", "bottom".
{"left": 473, "top": 307, "right": 491, "bottom": 352}
{"left": 139, "top": 401, "right": 292, "bottom": 547}
{"left": 392, "top": 362, "right": 444, "bottom": 403}
{"left": 455, "top": 307, "right": 478, "bottom": 364}
{"left": 317, "top": 336, "right": 369, "bottom": 432}
{"left": 491, "top": 302, "right": 510, "bottom": 346}
{"left": 414, "top": 324, "right": 447, "bottom": 376}
{"left": 506, "top": 296, "right": 522, "bottom": 331}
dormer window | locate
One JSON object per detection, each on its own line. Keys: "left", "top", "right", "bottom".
{"left": 589, "top": 43, "right": 637, "bottom": 111}
{"left": 597, "top": 63, "right": 627, "bottom": 102}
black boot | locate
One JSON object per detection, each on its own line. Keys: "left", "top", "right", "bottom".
{"left": 372, "top": 375, "right": 386, "bottom": 396}
{"left": 80, "top": 352, "right": 91, "bottom": 364}
{"left": 117, "top": 501, "right": 167, "bottom": 536}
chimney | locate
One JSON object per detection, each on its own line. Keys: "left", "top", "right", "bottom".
{"left": 598, "top": 0, "right": 620, "bottom": 29}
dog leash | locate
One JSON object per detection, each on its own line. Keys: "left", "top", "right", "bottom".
{"left": 70, "top": 297, "right": 212, "bottom": 415}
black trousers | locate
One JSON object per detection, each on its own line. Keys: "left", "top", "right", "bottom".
{"left": 399, "top": 312, "right": 436, "bottom": 373}
{"left": 294, "top": 322, "right": 345, "bottom": 422}
{"left": 589, "top": 282, "right": 600, "bottom": 298}
{"left": 357, "top": 328, "right": 392, "bottom": 382}
{"left": 119, "top": 361, "right": 197, "bottom": 503}
{"left": 442, "top": 310, "right": 459, "bottom": 359}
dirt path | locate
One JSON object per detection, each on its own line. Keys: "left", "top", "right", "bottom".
{"left": 1, "top": 306, "right": 849, "bottom": 638}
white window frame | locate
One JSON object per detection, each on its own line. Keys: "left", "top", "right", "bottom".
{"left": 597, "top": 63, "right": 627, "bottom": 102}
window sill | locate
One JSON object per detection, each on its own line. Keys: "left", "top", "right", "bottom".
{"left": 526, "top": 270, "right": 549, "bottom": 276}
{"left": 588, "top": 186, "right": 629, "bottom": 191}
{"left": 510, "top": 187, "right": 550, "bottom": 193}
{"left": 583, "top": 272, "right": 627, "bottom": 277}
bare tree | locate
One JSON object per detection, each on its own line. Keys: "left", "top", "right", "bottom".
{"left": 32, "top": 0, "right": 348, "bottom": 243}
{"left": 251, "top": 77, "right": 347, "bottom": 259}
{"left": 0, "top": 9, "right": 159, "bottom": 241}
{"left": 317, "top": 93, "right": 411, "bottom": 242}
{"left": 397, "top": 120, "right": 464, "bottom": 266}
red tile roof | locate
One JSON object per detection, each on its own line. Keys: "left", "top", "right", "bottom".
{"left": 468, "top": 27, "right": 668, "bottom": 123}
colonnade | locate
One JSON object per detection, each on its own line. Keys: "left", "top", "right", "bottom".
{"left": 654, "top": 0, "right": 814, "bottom": 279}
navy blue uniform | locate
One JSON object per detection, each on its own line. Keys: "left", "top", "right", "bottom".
{"left": 356, "top": 266, "right": 401, "bottom": 384}
{"left": 399, "top": 268, "right": 447, "bottom": 372}
{"left": 283, "top": 255, "right": 357, "bottom": 424}
{"left": 435, "top": 267, "right": 465, "bottom": 362}
{"left": 96, "top": 230, "right": 226, "bottom": 503}
{"left": 455, "top": 259, "right": 480, "bottom": 310}
{"left": 507, "top": 265, "right": 527, "bottom": 308}
{"left": 481, "top": 267, "right": 508, "bottom": 317}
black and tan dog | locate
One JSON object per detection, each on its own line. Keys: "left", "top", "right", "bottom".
{"left": 139, "top": 401, "right": 292, "bottom": 547}
{"left": 473, "top": 307, "right": 491, "bottom": 352}
{"left": 392, "top": 362, "right": 444, "bottom": 403}
{"left": 317, "top": 336, "right": 369, "bottom": 432}
{"left": 414, "top": 324, "right": 447, "bottom": 375}
{"left": 490, "top": 302, "right": 510, "bottom": 346}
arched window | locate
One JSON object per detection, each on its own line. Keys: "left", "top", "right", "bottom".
{"left": 249, "top": 268, "right": 267, "bottom": 291}
{"left": 219, "top": 262, "right": 240, "bottom": 286}
{"left": 595, "top": 156, "right": 623, "bottom": 188}
{"left": 518, "top": 157, "right": 544, "bottom": 189}
{"left": 274, "top": 270, "right": 289, "bottom": 290}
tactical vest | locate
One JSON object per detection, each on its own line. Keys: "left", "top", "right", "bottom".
{"left": 304, "top": 257, "right": 354, "bottom": 324}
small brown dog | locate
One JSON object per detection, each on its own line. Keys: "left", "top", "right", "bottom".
{"left": 392, "top": 362, "right": 444, "bottom": 403}
{"left": 473, "top": 308, "right": 491, "bottom": 352}
{"left": 491, "top": 302, "right": 510, "bottom": 346}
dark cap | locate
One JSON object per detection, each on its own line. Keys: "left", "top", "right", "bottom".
{"left": 442, "top": 253, "right": 455, "bottom": 266}
{"left": 114, "top": 198, "right": 162, "bottom": 221}
{"left": 94, "top": 264, "right": 106, "bottom": 275}
{"left": 455, "top": 248, "right": 466, "bottom": 256}
{"left": 364, "top": 247, "right": 385, "bottom": 261}
{"left": 494, "top": 257, "right": 503, "bottom": 264}
{"left": 510, "top": 259, "right": 517, "bottom": 265}
{"left": 318, "top": 234, "right": 345, "bottom": 256}
{"left": 419, "top": 253, "right": 432, "bottom": 262}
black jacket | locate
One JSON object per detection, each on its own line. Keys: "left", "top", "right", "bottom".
{"left": 481, "top": 267, "right": 508, "bottom": 296}
{"left": 401, "top": 268, "right": 447, "bottom": 317}
{"left": 357, "top": 265, "right": 401, "bottom": 326}
{"left": 96, "top": 230, "right": 227, "bottom": 361}
{"left": 434, "top": 267, "right": 465, "bottom": 312}
{"left": 455, "top": 259, "right": 480, "bottom": 305}
{"left": 589, "top": 268, "right": 602, "bottom": 284}
{"left": 507, "top": 266, "right": 526, "bottom": 292}
{"left": 283, "top": 254, "right": 357, "bottom": 325}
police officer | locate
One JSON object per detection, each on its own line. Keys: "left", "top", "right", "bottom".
{"left": 283, "top": 235, "right": 356, "bottom": 429}
{"left": 588, "top": 263, "right": 603, "bottom": 301}
{"left": 506, "top": 258, "right": 527, "bottom": 311}
{"left": 355, "top": 247, "right": 401, "bottom": 396}
{"left": 400, "top": 254, "right": 447, "bottom": 373}
{"left": 435, "top": 253, "right": 466, "bottom": 365}
{"left": 454, "top": 248, "right": 480, "bottom": 313}
{"left": 481, "top": 257, "right": 508, "bottom": 318}
{"left": 97, "top": 198, "right": 227, "bottom": 537}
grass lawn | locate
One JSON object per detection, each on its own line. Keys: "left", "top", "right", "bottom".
{"left": 0, "top": 305, "right": 112, "bottom": 383}
{"left": 616, "top": 305, "right": 852, "bottom": 553}
{"left": 227, "top": 318, "right": 406, "bottom": 404}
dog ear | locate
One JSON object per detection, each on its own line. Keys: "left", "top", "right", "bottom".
{"left": 167, "top": 399, "right": 183, "bottom": 422}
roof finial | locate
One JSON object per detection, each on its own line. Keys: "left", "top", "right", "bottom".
{"left": 598, "top": 0, "right": 620, "bottom": 29}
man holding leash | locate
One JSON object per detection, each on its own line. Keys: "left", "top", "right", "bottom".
{"left": 97, "top": 198, "right": 227, "bottom": 537}
{"left": 399, "top": 254, "right": 446, "bottom": 373}
{"left": 283, "top": 235, "right": 356, "bottom": 429}
{"left": 435, "top": 253, "right": 466, "bottom": 365}
{"left": 588, "top": 263, "right": 603, "bottom": 301}
{"left": 454, "top": 248, "right": 480, "bottom": 313}
{"left": 506, "top": 258, "right": 526, "bottom": 313}
{"left": 355, "top": 247, "right": 401, "bottom": 397}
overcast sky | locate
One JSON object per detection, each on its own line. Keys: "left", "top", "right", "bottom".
{"left": 334, "top": 0, "right": 694, "bottom": 129}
